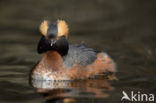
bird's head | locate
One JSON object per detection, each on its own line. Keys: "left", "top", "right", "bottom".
{"left": 37, "top": 20, "right": 69, "bottom": 56}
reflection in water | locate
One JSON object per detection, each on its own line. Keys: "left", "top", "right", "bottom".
{"left": 29, "top": 74, "right": 116, "bottom": 103}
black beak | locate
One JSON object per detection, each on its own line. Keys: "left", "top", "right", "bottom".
{"left": 37, "top": 36, "right": 56, "bottom": 54}
{"left": 50, "top": 39, "right": 56, "bottom": 46}
{"left": 37, "top": 36, "right": 69, "bottom": 56}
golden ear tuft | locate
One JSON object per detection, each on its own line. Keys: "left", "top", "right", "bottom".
{"left": 57, "top": 20, "right": 69, "bottom": 38}
{"left": 39, "top": 20, "right": 49, "bottom": 36}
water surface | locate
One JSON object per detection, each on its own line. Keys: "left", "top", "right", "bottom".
{"left": 0, "top": 0, "right": 156, "bottom": 103}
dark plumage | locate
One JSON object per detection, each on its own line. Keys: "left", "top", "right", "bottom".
{"left": 62, "top": 44, "right": 97, "bottom": 68}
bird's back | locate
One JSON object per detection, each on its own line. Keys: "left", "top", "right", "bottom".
{"left": 62, "top": 44, "right": 97, "bottom": 68}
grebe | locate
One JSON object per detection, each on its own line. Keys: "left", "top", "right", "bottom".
{"left": 30, "top": 20, "right": 116, "bottom": 80}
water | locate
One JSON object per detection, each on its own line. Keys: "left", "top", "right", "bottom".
{"left": 0, "top": 0, "right": 156, "bottom": 103}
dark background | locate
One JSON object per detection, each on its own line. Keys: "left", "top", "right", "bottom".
{"left": 0, "top": 0, "right": 156, "bottom": 103}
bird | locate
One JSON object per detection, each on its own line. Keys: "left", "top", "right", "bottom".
{"left": 30, "top": 20, "right": 116, "bottom": 81}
